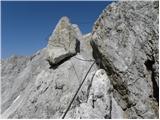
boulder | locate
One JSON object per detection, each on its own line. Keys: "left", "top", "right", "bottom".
{"left": 47, "top": 16, "right": 80, "bottom": 65}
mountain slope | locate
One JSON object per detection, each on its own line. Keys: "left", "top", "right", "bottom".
{"left": 1, "top": 1, "right": 159, "bottom": 119}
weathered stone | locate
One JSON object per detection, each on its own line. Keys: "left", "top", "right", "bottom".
{"left": 66, "top": 69, "right": 116, "bottom": 119}
{"left": 47, "top": 16, "right": 80, "bottom": 65}
{"left": 91, "top": 1, "right": 159, "bottom": 118}
{"left": 1, "top": 51, "right": 97, "bottom": 118}
{"left": 111, "top": 97, "right": 124, "bottom": 118}
{"left": 1, "top": 55, "right": 31, "bottom": 113}
{"left": 1, "top": 1, "right": 159, "bottom": 119}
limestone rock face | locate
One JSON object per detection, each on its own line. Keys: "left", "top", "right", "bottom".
{"left": 6, "top": 54, "right": 97, "bottom": 119}
{"left": 91, "top": 1, "right": 159, "bottom": 118}
{"left": 47, "top": 16, "right": 80, "bottom": 65}
{"left": 1, "top": 55, "right": 31, "bottom": 113}
{"left": 1, "top": 1, "right": 159, "bottom": 119}
{"left": 80, "top": 33, "right": 93, "bottom": 58}
{"left": 1, "top": 17, "right": 99, "bottom": 119}
{"left": 65, "top": 69, "right": 123, "bottom": 119}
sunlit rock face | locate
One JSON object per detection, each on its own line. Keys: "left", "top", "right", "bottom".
{"left": 47, "top": 16, "right": 80, "bottom": 66}
{"left": 1, "top": 1, "right": 159, "bottom": 119}
{"left": 65, "top": 69, "right": 117, "bottom": 119}
{"left": 91, "top": 1, "right": 159, "bottom": 118}
{"left": 1, "top": 16, "right": 98, "bottom": 119}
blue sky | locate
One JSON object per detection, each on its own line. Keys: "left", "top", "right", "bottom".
{"left": 1, "top": 1, "right": 112, "bottom": 58}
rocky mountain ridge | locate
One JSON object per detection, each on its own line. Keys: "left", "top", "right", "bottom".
{"left": 1, "top": 1, "right": 159, "bottom": 119}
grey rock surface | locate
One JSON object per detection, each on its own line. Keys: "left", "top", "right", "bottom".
{"left": 1, "top": 55, "right": 31, "bottom": 113}
{"left": 6, "top": 54, "right": 97, "bottom": 118}
{"left": 91, "top": 1, "right": 159, "bottom": 118}
{"left": 47, "top": 16, "right": 80, "bottom": 65}
{"left": 80, "top": 33, "right": 93, "bottom": 58}
{"left": 65, "top": 69, "right": 114, "bottom": 119}
{"left": 1, "top": 1, "right": 159, "bottom": 119}
{"left": 1, "top": 17, "right": 99, "bottom": 118}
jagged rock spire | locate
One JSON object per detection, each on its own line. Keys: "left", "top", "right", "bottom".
{"left": 47, "top": 16, "right": 81, "bottom": 65}
{"left": 48, "top": 16, "right": 70, "bottom": 42}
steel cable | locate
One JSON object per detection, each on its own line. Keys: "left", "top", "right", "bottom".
{"left": 61, "top": 61, "right": 96, "bottom": 119}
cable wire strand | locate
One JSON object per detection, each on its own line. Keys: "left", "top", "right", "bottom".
{"left": 61, "top": 61, "right": 96, "bottom": 119}
{"left": 70, "top": 61, "right": 80, "bottom": 82}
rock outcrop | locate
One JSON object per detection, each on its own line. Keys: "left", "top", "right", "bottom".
{"left": 1, "top": 55, "right": 31, "bottom": 113}
{"left": 91, "top": 1, "right": 159, "bottom": 118}
{"left": 1, "top": 16, "right": 99, "bottom": 119}
{"left": 65, "top": 69, "right": 114, "bottom": 119}
{"left": 1, "top": 1, "right": 159, "bottom": 119}
{"left": 47, "top": 16, "right": 80, "bottom": 65}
